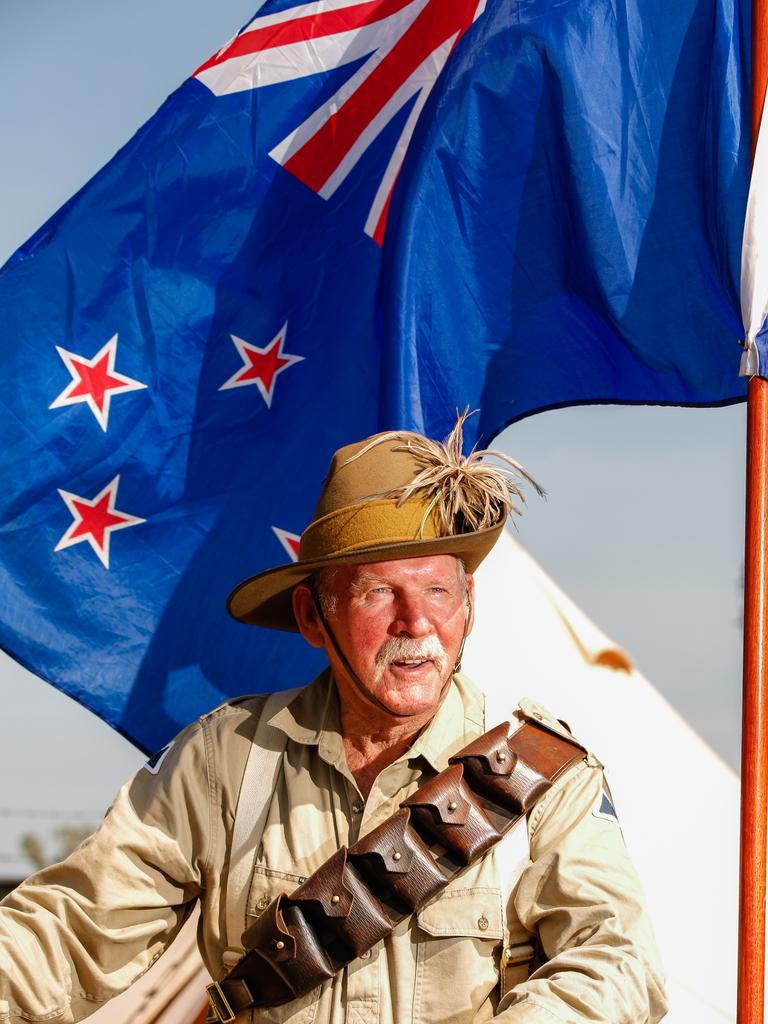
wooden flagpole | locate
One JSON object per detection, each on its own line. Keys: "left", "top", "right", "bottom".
{"left": 738, "top": 4, "right": 768, "bottom": 1019}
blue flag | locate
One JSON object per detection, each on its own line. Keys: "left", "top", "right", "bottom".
{"left": 0, "top": 0, "right": 749, "bottom": 753}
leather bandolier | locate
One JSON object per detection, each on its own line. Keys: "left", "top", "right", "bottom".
{"left": 207, "top": 717, "right": 585, "bottom": 1023}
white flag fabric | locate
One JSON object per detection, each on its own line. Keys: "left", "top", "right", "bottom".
{"left": 741, "top": 100, "right": 768, "bottom": 376}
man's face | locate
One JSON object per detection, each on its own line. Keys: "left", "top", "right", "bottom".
{"left": 295, "top": 554, "right": 473, "bottom": 718}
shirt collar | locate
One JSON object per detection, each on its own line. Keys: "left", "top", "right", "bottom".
{"left": 269, "top": 668, "right": 351, "bottom": 778}
{"left": 269, "top": 668, "right": 486, "bottom": 773}
{"left": 269, "top": 667, "right": 338, "bottom": 746}
{"left": 408, "top": 672, "right": 485, "bottom": 771}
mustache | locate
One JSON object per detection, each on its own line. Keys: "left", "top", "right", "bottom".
{"left": 374, "top": 635, "right": 449, "bottom": 673}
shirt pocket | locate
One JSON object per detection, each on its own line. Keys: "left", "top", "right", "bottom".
{"left": 247, "top": 864, "right": 308, "bottom": 921}
{"left": 413, "top": 886, "right": 503, "bottom": 1024}
{"left": 247, "top": 866, "right": 320, "bottom": 1024}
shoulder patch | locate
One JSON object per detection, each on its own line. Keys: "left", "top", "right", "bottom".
{"left": 143, "top": 740, "right": 175, "bottom": 775}
{"left": 592, "top": 781, "right": 620, "bottom": 826}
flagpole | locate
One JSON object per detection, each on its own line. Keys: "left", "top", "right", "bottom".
{"left": 738, "top": 4, "right": 768, "bottom": 1019}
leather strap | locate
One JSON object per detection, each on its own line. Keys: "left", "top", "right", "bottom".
{"left": 308, "top": 581, "right": 457, "bottom": 719}
{"left": 223, "top": 688, "right": 299, "bottom": 969}
{"left": 207, "top": 715, "right": 584, "bottom": 1021}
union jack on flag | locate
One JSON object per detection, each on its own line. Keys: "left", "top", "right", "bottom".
{"left": 195, "top": 0, "right": 485, "bottom": 243}
{"left": 0, "top": 0, "right": 748, "bottom": 752}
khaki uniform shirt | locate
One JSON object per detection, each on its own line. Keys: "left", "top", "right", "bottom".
{"left": 0, "top": 672, "right": 667, "bottom": 1024}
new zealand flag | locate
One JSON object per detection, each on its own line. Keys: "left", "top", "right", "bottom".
{"left": 0, "top": 0, "right": 749, "bottom": 752}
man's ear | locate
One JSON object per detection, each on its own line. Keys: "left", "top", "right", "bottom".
{"left": 292, "top": 583, "right": 326, "bottom": 649}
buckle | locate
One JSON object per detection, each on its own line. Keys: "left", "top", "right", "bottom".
{"left": 501, "top": 942, "right": 535, "bottom": 968}
{"left": 206, "top": 981, "right": 236, "bottom": 1024}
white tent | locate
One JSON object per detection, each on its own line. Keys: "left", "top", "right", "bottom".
{"left": 465, "top": 530, "right": 739, "bottom": 1022}
{"left": 92, "top": 530, "right": 740, "bottom": 1023}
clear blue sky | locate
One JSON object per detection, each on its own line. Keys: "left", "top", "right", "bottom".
{"left": 0, "top": 0, "right": 746, "bottom": 877}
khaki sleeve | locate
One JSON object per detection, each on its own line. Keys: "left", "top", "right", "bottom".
{"left": 497, "top": 759, "right": 668, "bottom": 1024}
{"left": 0, "top": 718, "right": 211, "bottom": 1024}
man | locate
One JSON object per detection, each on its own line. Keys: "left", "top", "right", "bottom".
{"left": 0, "top": 417, "right": 667, "bottom": 1023}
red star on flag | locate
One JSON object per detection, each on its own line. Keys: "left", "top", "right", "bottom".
{"left": 272, "top": 526, "right": 301, "bottom": 562}
{"left": 49, "top": 334, "right": 147, "bottom": 431}
{"left": 55, "top": 475, "right": 145, "bottom": 569}
{"left": 219, "top": 323, "right": 303, "bottom": 407}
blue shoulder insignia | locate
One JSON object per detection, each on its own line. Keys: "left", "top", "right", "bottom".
{"left": 143, "top": 740, "right": 175, "bottom": 775}
{"left": 593, "top": 782, "right": 620, "bottom": 825}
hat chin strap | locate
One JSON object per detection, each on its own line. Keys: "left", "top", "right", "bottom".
{"left": 308, "top": 582, "right": 469, "bottom": 720}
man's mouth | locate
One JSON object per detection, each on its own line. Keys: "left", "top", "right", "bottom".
{"left": 372, "top": 635, "right": 448, "bottom": 683}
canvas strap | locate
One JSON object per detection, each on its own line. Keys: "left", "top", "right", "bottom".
{"left": 208, "top": 714, "right": 585, "bottom": 1022}
{"left": 223, "top": 688, "right": 300, "bottom": 969}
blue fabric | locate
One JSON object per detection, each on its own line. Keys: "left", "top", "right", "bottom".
{"left": 382, "top": 0, "right": 750, "bottom": 440}
{"left": 0, "top": 0, "right": 750, "bottom": 752}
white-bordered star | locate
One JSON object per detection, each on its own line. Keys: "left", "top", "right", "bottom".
{"left": 55, "top": 475, "right": 145, "bottom": 569}
{"left": 219, "top": 323, "right": 303, "bottom": 407}
{"left": 272, "top": 526, "right": 301, "bottom": 562}
{"left": 49, "top": 334, "right": 147, "bottom": 431}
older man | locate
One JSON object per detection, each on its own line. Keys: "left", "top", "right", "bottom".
{"left": 0, "top": 419, "right": 667, "bottom": 1024}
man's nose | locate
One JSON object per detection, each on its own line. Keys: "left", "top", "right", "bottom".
{"left": 391, "top": 593, "right": 432, "bottom": 636}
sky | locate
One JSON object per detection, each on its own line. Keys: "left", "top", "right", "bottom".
{"left": 0, "top": 0, "right": 747, "bottom": 878}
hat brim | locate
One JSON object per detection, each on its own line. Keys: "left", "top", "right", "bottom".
{"left": 228, "top": 524, "right": 504, "bottom": 631}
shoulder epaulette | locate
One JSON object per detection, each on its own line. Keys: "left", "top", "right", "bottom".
{"left": 515, "top": 698, "right": 588, "bottom": 752}
{"left": 198, "top": 692, "right": 268, "bottom": 725}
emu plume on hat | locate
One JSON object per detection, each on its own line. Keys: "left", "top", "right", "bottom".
{"left": 228, "top": 411, "right": 542, "bottom": 630}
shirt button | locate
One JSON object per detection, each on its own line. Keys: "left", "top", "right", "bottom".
{"left": 256, "top": 896, "right": 270, "bottom": 912}
{"left": 477, "top": 915, "right": 489, "bottom": 931}
{"left": 360, "top": 949, "right": 371, "bottom": 960}
{"left": 352, "top": 799, "right": 365, "bottom": 814}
